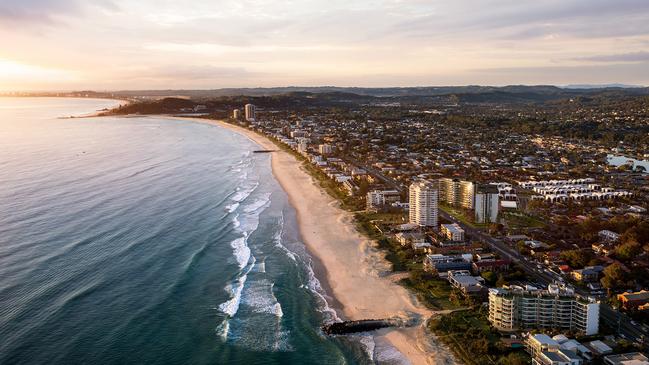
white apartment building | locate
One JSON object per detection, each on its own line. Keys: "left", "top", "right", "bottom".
{"left": 296, "top": 137, "right": 309, "bottom": 154}
{"left": 319, "top": 144, "right": 334, "bottom": 155}
{"left": 409, "top": 181, "right": 439, "bottom": 227}
{"left": 232, "top": 109, "right": 241, "bottom": 120}
{"left": 488, "top": 284, "right": 600, "bottom": 336}
{"left": 367, "top": 190, "right": 386, "bottom": 210}
{"left": 244, "top": 104, "right": 256, "bottom": 121}
{"left": 441, "top": 223, "right": 465, "bottom": 241}
{"left": 475, "top": 189, "right": 500, "bottom": 224}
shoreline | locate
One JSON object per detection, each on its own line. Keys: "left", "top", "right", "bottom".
{"left": 165, "top": 116, "right": 458, "bottom": 364}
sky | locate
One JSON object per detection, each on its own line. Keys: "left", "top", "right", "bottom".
{"left": 1, "top": 0, "right": 649, "bottom": 90}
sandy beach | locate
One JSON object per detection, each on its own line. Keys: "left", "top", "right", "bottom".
{"left": 187, "top": 118, "right": 458, "bottom": 365}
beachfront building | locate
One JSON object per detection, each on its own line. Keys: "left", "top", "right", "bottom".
{"left": 526, "top": 334, "right": 584, "bottom": 365}
{"left": 447, "top": 270, "right": 485, "bottom": 296}
{"left": 441, "top": 223, "right": 465, "bottom": 242}
{"left": 438, "top": 178, "right": 475, "bottom": 209}
{"left": 319, "top": 144, "right": 334, "bottom": 155}
{"left": 409, "top": 180, "right": 438, "bottom": 227}
{"left": 475, "top": 185, "right": 500, "bottom": 223}
{"left": 366, "top": 189, "right": 401, "bottom": 211}
{"left": 296, "top": 138, "right": 309, "bottom": 154}
{"left": 244, "top": 103, "right": 256, "bottom": 121}
{"left": 488, "top": 284, "right": 600, "bottom": 336}
{"left": 232, "top": 108, "right": 241, "bottom": 120}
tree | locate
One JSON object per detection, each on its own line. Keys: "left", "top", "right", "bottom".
{"left": 496, "top": 274, "right": 509, "bottom": 288}
{"left": 601, "top": 263, "right": 628, "bottom": 291}
{"left": 615, "top": 240, "right": 642, "bottom": 262}
{"left": 499, "top": 352, "right": 529, "bottom": 365}
{"left": 481, "top": 271, "right": 497, "bottom": 285}
{"left": 560, "top": 249, "right": 592, "bottom": 269}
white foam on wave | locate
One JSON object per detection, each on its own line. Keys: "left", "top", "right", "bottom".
{"left": 304, "top": 257, "right": 340, "bottom": 323}
{"left": 242, "top": 192, "right": 272, "bottom": 213}
{"left": 230, "top": 237, "right": 251, "bottom": 269}
{"left": 373, "top": 338, "right": 412, "bottom": 365}
{"left": 218, "top": 273, "right": 248, "bottom": 317}
{"left": 242, "top": 279, "right": 284, "bottom": 318}
{"left": 215, "top": 319, "right": 230, "bottom": 341}
{"left": 229, "top": 175, "right": 259, "bottom": 199}
{"left": 216, "top": 256, "right": 257, "bottom": 340}
{"left": 358, "top": 335, "right": 376, "bottom": 362}
{"left": 236, "top": 200, "right": 270, "bottom": 235}
{"left": 225, "top": 202, "right": 239, "bottom": 213}
{"left": 231, "top": 214, "right": 240, "bottom": 229}
{"left": 230, "top": 184, "right": 258, "bottom": 203}
{"left": 253, "top": 260, "right": 266, "bottom": 273}
{"left": 272, "top": 214, "right": 298, "bottom": 262}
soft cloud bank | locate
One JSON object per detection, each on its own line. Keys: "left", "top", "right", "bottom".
{"left": 0, "top": 0, "right": 648, "bottom": 89}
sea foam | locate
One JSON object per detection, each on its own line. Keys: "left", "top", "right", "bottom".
{"left": 230, "top": 237, "right": 251, "bottom": 269}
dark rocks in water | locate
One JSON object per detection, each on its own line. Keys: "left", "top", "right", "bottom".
{"left": 322, "top": 316, "right": 417, "bottom": 335}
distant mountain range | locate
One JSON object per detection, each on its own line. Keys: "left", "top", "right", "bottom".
{"left": 6, "top": 85, "right": 649, "bottom": 105}
{"left": 107, "top": 85, "right": 649, "bottom": 99}
{"left": 563, "top": 84, "right": 646, "bottom": 89}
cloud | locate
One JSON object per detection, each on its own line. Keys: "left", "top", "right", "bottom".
{"left": 574, "top": 52, "right": 649, "bottom": 63}
{"left": 128, "top": 65, "right": 255, "bottom": 80}
{"left": 0, "top": 0, "right": 116, "bottom": 25}
{"left": 390, "top": 0, "right": 649, "bottom": 40}
{"left": 469, "top": 61, "right": 649, "bottom": 85}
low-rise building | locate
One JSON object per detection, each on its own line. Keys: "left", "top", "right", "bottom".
{"left": 447, "top": 270, "right": 485, "bottom": 295}
{"left": 603, "top": 352, "right": 649, "bottom": 365}
{"left": 598, "top": 230, "right": 620, "bottom": 243}
{"left": 366, "top": 190, "right": 400, "bottom": 210}
{"left": 571, "top": 267, "right": 599, "bottom": 283}
{"left": 472, "top": 259, "right": 511, "bottom": 273}
{"left": 441, "top": 223, "right": 465, "bottom": 242}
{"left": 395, "top": 232, "right": 425, "bottom": 247}
{"left": 424, "top": 254, "right": 472, "bottom": 274}
{"left": 318, "top": 144, "right": 334, "bottom": 155}
{"left": 617, "top": 290, "right": 649, "bottom": 310}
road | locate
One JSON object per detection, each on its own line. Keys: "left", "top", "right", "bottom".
{"left": 344, "top": 156, "right": 404, "bottom": 193}
{"left": 437, "top": 209, "right": 557, "bottom": 288}
{"left": 351, "top": 161, "right": 649, "bottom": 348}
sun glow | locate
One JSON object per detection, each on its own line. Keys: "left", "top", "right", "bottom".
{"left": 0, "top": 59, "right": 76, "bottom": 90}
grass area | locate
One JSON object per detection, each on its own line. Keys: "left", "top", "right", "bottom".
{"left": 400, "top": 268, "right": 462, "bottom": 311}
{"left": 502, "top": 211, "right": 546, "bottom": 229}
{"left": 429, "top": 307, "right": 530, "bottom": 365}
{"left": 439, "top": 203, "right": 488, "bottom": 229}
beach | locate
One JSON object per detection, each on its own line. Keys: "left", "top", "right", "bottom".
{"left": 194, "top": 118, "right": 458, "bottom": 365}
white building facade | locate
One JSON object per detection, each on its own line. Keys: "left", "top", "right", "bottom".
{"left": 475, "top": 191, "right": 500, "bottom": 223}
{"left": 409, "top": 181, "right": 439, "bottom": 227}
{"left": 488, "top": 285, "right": 600, "bottom": 336}
{"left": 244, "top": 104, "right": 256, "bottom": 121}
{"left": 319, "top": 144, "right": 334, "bottom": 155}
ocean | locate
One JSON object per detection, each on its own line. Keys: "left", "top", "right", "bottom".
{"left": 0, "top": 98, "right": 374, "bottom": 364}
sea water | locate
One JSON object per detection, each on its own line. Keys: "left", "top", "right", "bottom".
{"left": 0, "top": 98, "right": 378, "bottom": 364}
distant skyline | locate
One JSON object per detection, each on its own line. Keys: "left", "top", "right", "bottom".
{"left": 1, "top": 0, "right": 649, "bottom": 91}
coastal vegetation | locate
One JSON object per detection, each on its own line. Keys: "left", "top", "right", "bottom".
{"left": 428, "top": 307, "right": 531, "bottom": 365}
